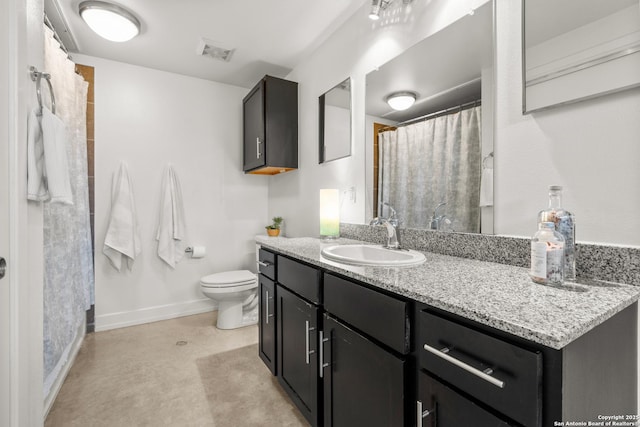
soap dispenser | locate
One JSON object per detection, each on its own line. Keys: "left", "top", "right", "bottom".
{"left": 538, "top": 185, "right": 576, "bottom": 281}
{"left": 530, "top": 222, "right": 565, "bottom": 285}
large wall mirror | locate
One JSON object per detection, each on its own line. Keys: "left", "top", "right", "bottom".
{"left": 523, "top": 0, "right": 640, "bottom": 112}
{"left": 319, "top": 78, "right": 352, "bottom": 163}
{"left": 364, "top": 1, "right": 494, "bottom": 234}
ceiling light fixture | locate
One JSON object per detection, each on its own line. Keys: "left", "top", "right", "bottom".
{"left": 369, "top": 0, "right": 412, "bottom": 20}
{"left": 79, "top": 1, "right": 140, "bottom": 42}
{"left": 386, "top": 92, "right": 417, "bottom": 111}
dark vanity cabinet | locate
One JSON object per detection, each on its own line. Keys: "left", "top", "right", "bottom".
{"left": 258, "top": 249, "right": 276, "bottom": 374}
{"left": 276, "top": 256, "right": 322, "bottom": 426}
{"left": 242, "top": 75, "right": 298, "bottom": 175}
{"left": 257, "top": 246, "right": 638, "bottom": 427}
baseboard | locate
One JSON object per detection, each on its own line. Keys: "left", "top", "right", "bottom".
{"left": 44, "top": 320, "right": 86, "bottom": 418}
{"left": 95, "top": 298, "right": 217, "bottom": 332}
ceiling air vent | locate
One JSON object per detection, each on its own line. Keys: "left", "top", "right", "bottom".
{"left": 196, "top": 38, "right": 235, "bottom": 62}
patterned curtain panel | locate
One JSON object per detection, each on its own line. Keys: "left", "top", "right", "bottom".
{"left": 378, "top": 106, "right": 482, "bottom": 232}
{"left": 42, "top": 26, "right": 94, "bottom": 398}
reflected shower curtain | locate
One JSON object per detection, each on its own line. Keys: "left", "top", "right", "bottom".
{"left": 378, "top": 106, "right": 481, "bottom": 232}
{"left": 42, "top": 26, "right": 94, "bottom": 398}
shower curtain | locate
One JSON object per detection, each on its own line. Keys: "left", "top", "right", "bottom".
{"left": 42, "top": 26, "right": 94, "bottom": 398}
{"left": 378, "top": 106, "right": 482, "bottom": 232}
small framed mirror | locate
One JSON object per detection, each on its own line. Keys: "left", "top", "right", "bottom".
{"left": 319, "top": 77, "right": 352, "bottom": 163}
{"left": 523, "top": 0, "right": 640, "bottom": 112}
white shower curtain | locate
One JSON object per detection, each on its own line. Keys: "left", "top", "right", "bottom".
{"left": 42, "top": 26, "right": 94, "bottom": 398}
{"left": 378, "top": 106, "right": 482, "bottom": 232}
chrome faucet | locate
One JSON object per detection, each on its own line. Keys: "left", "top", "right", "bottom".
{"left": 370, "top": 202, "right": 402, "bottom": 249}
{"left": 429, "top": 202, "right": 448, "bottom": 231}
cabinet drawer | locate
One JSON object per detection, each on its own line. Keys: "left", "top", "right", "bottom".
{"left": 420, "top": 311, "right": 542, "bottom": 427}
{"left": 277, "top": 256, "right": 321, "bottom": 304}
{"left": 258, "top": 248, "right": 276, "bottom": 280}
{"left": 324, "top": 273, "right": 409, "bottom": 354}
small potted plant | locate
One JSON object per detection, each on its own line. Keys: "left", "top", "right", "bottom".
{"left": 265, "top": 216, "right": 283, "bottom": 237}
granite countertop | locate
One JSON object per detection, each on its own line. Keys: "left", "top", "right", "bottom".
{"left": 255, "top": 235, "right": 640, "bottom": 350}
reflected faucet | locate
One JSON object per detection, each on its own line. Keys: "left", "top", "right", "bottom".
{"left": 429, "top": 202, "right": 448, "bottom": 231}
{"left": 370, "top": 202, "right": 402, "bottom": 249}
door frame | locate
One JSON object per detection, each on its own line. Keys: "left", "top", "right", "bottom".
{"left": 2, "top": 0, "right": 45, "bottom": 425}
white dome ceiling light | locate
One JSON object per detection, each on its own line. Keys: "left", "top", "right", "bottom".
{"left": 386, "top": 92, "right": 417, "bottom": 111}
{"left": 79, "top": 1, "right": 141, "bottom": 42}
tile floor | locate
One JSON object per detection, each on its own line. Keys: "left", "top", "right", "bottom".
{"left": 45, "top": 312, "right": 307, "bottom": 426}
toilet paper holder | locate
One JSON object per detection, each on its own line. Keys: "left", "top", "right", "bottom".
{"left": 184, "top": 246, "right": 206, "bottom": 258}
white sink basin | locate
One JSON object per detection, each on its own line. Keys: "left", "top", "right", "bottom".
{"left": 321, "top": 244, "right": 426, "bottom": 267}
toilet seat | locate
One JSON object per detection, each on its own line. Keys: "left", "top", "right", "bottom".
{"left": 200, "top": 270, "right": 256, "bottom": 288}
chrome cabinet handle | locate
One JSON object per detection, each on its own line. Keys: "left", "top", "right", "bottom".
{"left": 256, "top": 137, "right": 261, "bottom": 159}
{"left": 264, "top": 290, "right": 274, "bottom": 324}
{"left": 416, "top": 400, "right": 435, "bottom": 427}
{"left": 319, "top": 330, "right": 330, "bottom": 378}
{"left": 305, "top": 321, "right": 316, "bottom": 364}
{"left": 258, "top": 260, "right": 272, "bottom": 267}
{"left": 423, "top": 344, "right": 505, "bottom": 388}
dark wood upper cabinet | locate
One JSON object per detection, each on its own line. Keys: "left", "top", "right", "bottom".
{"left": 242, "top": 75, "right": 298, "bottom": 175}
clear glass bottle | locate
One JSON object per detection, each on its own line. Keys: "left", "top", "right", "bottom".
{"left": 538, "top": 185, "right": 576, "bottom": 281}
{"left": 530, "top": 222, "right": 565, "bottom": 285}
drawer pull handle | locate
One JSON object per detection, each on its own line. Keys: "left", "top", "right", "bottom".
{"left": 264, "top": 290, "right": 274, "bottom": 324}
{"left": 319, "top": 330, "right": 330, "bottom": 378}
{"left": 305, "top": 321, "right": 316, "bottom": 364}
{"left": 423, "top": 344, "right": 505, "bottom": 389}
{"left": 258, "top": 260, "right": 272, "bottom": 267}
{"left": 416, "top": 400, "right": 435, "bottom": 427}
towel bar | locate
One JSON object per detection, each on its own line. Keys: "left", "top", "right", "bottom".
{"left": 30, "top": 66, "right": 56, "bottom": 114}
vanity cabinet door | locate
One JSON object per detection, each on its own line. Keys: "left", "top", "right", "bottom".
{"left": 418, "top": 371, "right": 514, "bottom": 427}
{"left": 258, "top": 275, "right": 276, "bottom": 375}
{"left": 277, "top": 285, "right": 319, "bottom": 426}
{"left": 322, "top": 314, "right": 405, "bottom": 427}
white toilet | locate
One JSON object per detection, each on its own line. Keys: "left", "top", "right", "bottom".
{"left": 200, "top": 270, "right": 259, "bottom": 330}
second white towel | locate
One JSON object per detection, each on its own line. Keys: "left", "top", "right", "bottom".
{"left": 156, "top": 165, "right": 186, "bottom": 268}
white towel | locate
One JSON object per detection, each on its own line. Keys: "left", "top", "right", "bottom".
{"left": 156, "top": 165, "right": 186, "bottom": 268}
{"left": 479, "top": 168, "right": 494, "bottom": 207}
{"left": 41, "top": 107, "right": 73, "bottom": 204}
{"left": 103, "top": 162, "right": 142, "bottom": 271}
{"left": 27, "top": 108, "right": 48, "bottom": 201}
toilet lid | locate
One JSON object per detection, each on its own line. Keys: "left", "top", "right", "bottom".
{"left": 200, "top": 270, "right": 256, "bottom": 287}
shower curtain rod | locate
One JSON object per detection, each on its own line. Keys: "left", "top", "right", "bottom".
{"left": 397, "top": 99, "right": 481, "bottom": 127}
{"left": 44, "top": 13, "right": 71, "bottom": 59}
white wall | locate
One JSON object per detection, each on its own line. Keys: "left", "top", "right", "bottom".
{"left": 272, "top": 0, "right": 640, "bottom": 247}
{"left": 74, "top": 54, "right": 269, "bottom": 331}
